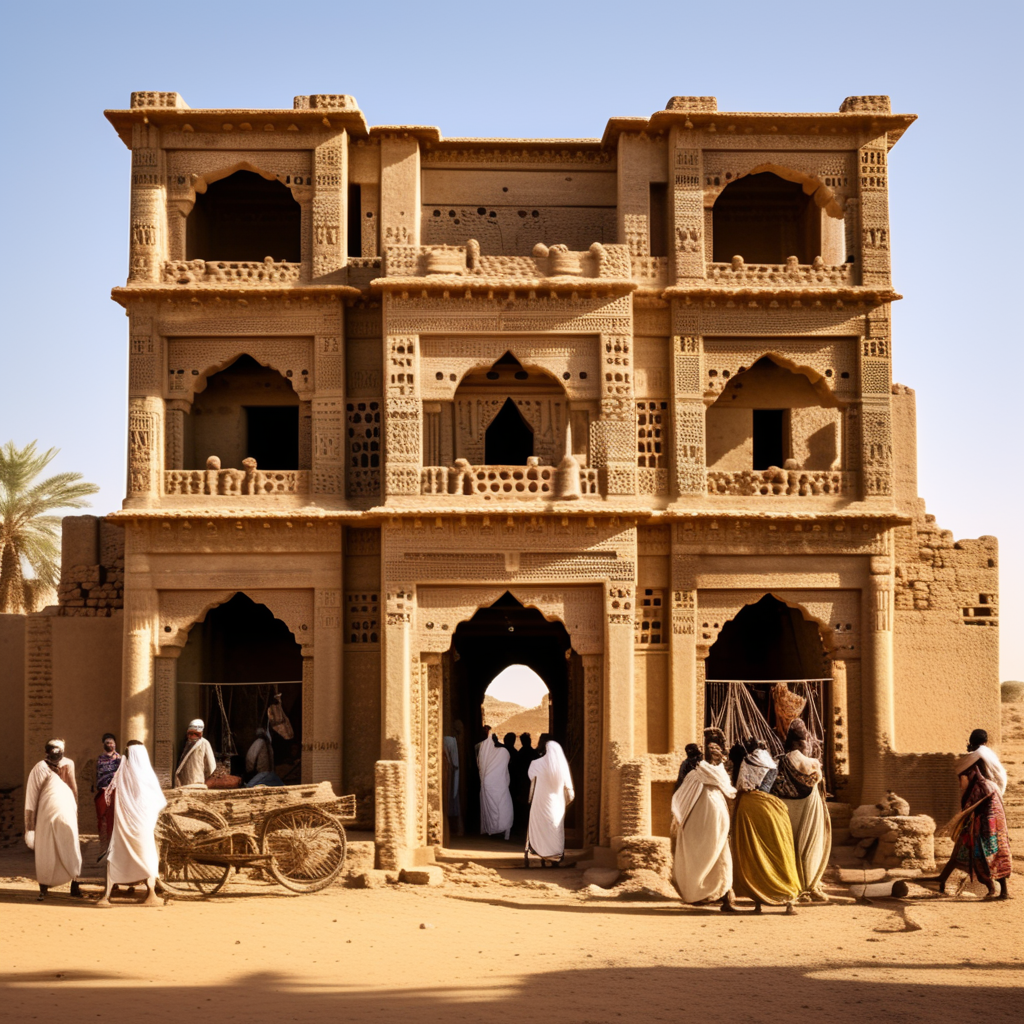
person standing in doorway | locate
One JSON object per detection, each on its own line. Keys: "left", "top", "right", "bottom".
{"left": 525, "top": 738, "right": 574, "bottom": 867}
{"left": 92, "top": 733, "right": 120, "bottom": 860}
{"left": 478, "top": 733, "right": 513, "bottom": 840}
{"left": 174, "top": 719, "right": 216, "bottom": 788}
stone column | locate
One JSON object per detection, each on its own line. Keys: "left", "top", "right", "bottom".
{"left": 380, "top": 586, "right": 415, "bottom": 856}
{"left": 153, "top": 654, "right": 177, "bottom": 787}
{"left": 861, "top": 556, "right": 895, "bottom": 803}
{"left": 313, "top": 588, "right": 343, "bottom": 792}
{"left": 164, "top": 400, "right": 189, "bottom": 471}
{"left": 591, "top": 334, "right": 636, "bottom": 496}
{"left": 605, "top": 583, "right": 636, "bottom": 837}
{"left": 858, "top": 304, "right": 894, "bottom": 501}
{"left": 668, "top": 123, "right": 704, "bottom": 284}
{"left": 855, "top": 132, "right": 892, "bottom": 288}
{"left": 670, "top": 303, "right": 706, "bottom": 497}
{"left": 383, "top": 326, "right": 421, "bottom": 496}
{"left": 122, "top": 576, "right": 158, "bottom": 752}
{"left": 128, "top": 123, "right": 166, "bottom": 283}
{"left": 312, "top": 133, "right": 348, "bottom": 282}
{"left": 422, "top": 653, "right": 443, "bottom": 847}
{"left": 127, "top": 397, "right": 164, "bottom": 506}
{"left": 581, "top": 653, "right": 603, "bottom": 846}
{"left": 669, "top": 544, "right": 698, "bottom": 752}
{"left": 312, "top": 301, "right": 346, "bottom": 496}
{"left": 379, "top": 135, "right": 421, "bottom": 249}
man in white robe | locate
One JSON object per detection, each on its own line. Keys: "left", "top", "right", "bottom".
{"left": 98, "top": 741, "right": 167, "bottom": 907}
{"left": 477, "top": 734, "right": 513, "bottom": 839}
{"left": 525, "top": 739, "right": 574, "bottom": 865}
{"left": 24, "top": 739, "right": 82, "bottom": 900}
{"left": 671, "top": 743, "right": 737, "bottom": 906}
{"left": 174, "top": 719, "right": 216, "bottom": 788}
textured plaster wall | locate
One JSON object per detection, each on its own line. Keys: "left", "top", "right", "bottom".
{"left": 0, "top": 615, "right": 26, "bottom": 790}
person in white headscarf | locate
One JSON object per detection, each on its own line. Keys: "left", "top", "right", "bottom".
{"left": 477, "top": 733, "right": 513, "bottom": 840}
{"left": 24, "top": 739, "right": 83, "bottom": 900}
{"left": 963, "top": 728, "right": 1008, "bottom": 795}
{"left": 174, "top": 719, "right": 216, "bottom": 788}
{"left": 525, "top": 737, "right": 574, "bottom": 866}
{"left": 671, "top": 738, "right": 738, "bottom": 907}
{"left": 97, "top": 741, "right": 167, "bottom": 907}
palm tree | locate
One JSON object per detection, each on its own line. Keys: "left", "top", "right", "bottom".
{"left": 0, "top": 441, "right": 99, "bottom": 614}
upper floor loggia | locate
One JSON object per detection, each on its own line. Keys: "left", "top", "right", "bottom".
{"left": 107, "top": 92, "right": 913, "bottom": 296}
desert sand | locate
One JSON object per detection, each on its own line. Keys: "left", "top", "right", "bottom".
{"left": 2, "top": 698, "right": 1021, "bottom": 1023}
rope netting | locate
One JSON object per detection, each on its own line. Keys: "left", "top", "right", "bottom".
{"left": 706, "top": 679, "right": 829, "bottom": 761}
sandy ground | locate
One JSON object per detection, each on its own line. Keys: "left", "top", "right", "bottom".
{"left": 1, "top": 845, "right": 1021, "bottom": 1024}
{"left": 4, "top": 700, "right": 1021, "bottom": 1023}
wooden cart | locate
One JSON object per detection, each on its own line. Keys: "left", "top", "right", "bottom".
{"left": 156, "top": 781, "right": 356, "bottom": 896}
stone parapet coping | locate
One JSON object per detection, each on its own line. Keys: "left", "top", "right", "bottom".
{"left": 663, "top": 286, "right": 901, "bottom": 304}
{"left": 110, "top": 285, "right": 362, "bottom": 306}
{"left": 107, "top": 506, "right": 911, "bottom": 523}
{"left": 370, "top": 276, "right": 637, "bottom": 296}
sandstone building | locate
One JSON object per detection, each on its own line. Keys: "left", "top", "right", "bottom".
{"left": 3, "top": 92, "right": 1000, "bottom": 864}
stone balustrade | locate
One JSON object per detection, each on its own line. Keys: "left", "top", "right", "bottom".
{"left": 707, "top": 468, "right": 851, "bottom": 497}
{"left": 383, "top": 241, "right": 631, "bottom": 280}
{"left": 162, "top": 257, "right": 302, "bottom": 286}
{"left": 165, "top": 465, "right": 309, "bottom": 496}
{"left": 421, "top": 463, "right": 599, "bottom": 499}
{"left": 706, "top": 256, "right": 854, "bottom": 287}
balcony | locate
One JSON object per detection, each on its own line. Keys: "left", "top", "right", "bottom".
{"left": 707, "top": 468, "right": 852, "bottom": 497}
{"left": 165, "top": 462, "right": 309, "bottom": 497}
{"left": 705, "top": 256, "right": 854, "bottom": 288}
{"left": 421, "top": 463, "right": 599, "bottom": 499}
{"left": 162, "top": 258, "right": 301, "bottom": 287}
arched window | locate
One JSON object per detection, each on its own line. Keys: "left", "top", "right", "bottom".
{"left": 712, "top": 172, "right": 821, "bottom": 264}
{"left": 485, "top": 398, "right": 534, "bottom": 465}
{"left": 186, "top": 170, "right": 301, "bottom": 263}
{"left": 188, "top": 355, "right": 300, "bottom": 470}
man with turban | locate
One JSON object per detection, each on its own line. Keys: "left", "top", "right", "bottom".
{"left": 24, "top": 739, "right": 82, "bottom": 900}
{"left": 174, "top": 719, "right": 216, "bottom": 788}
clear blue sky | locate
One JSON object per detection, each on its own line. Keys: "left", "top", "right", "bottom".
{"left": 1, "top": 1, "right": 1021, "bottom": 677}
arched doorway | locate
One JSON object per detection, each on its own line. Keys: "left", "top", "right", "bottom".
{"left": 442, "top": 593, "right": 586, "bottom": 846}
{"left": 704, "top": 594, "right": 833, "bottom": 784}
{"left": 175, "top": 593, "right": 304, "bottom": 783}
{"left": 186, "top": 169, "right": 301, "bottom": 263}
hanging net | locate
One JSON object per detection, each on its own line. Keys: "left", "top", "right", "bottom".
{"left": 706, "top": 679, "right": 828, "bottom": 763}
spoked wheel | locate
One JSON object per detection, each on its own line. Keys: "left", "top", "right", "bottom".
{"left": 259, "top": 805, "right": 347, "bottom": 893}
{"left": 156, "top": 805, "right": 231, "bottom": 897}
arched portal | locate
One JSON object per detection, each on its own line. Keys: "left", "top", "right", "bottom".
{"left": 187, "top": 354, "right": 302, "bottom": 471}
{"left": 712, "top": 171, "right": 822, "bottom": 264}
{"left": 442, "top": 593, "right": 586, "bottom": 845}
{"left": 175, "top": 593, "right": 303, "bottom": 783}
{"left": 186, "top": 169, "right": 301, "bottom": 263}
{"left": 704, "top": 594, "right": 833, "bottom": 782}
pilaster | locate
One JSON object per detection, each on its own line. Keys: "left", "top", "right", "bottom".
{"left": 312, "top": 132, "right": 348, "bottom": 281}
{"left": 379, "top": 135, "right": 420, "bottom": 249}
{"left": 860, "top": 555, "right": 895, "bottom": 803}
{"left": 670, "top": 301, "right": 706, "bottom": 496}
{"left": 128, "top": 122, "right": 166, "bottom": 283}
{"left": 669, "top": 125, "right": 704, "bottom": 283}
{"left": 312, "top": 587, "right": 343, "bottom": 791}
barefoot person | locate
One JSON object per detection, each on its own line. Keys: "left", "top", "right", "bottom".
{"left": 478, "top": 732, "right": 514, "bottom": 840}
{"left": 731, "top": 738, "right": 802, "bottom": 911}
{"left": 98, "top": 741, "right": 167, "bottom": 907}
{"left": 936, "top": 735, "right": 1012, "bottom": 899}
{"left": 24, "top": 739, "right": 82, "bottom": 901}
{"left": 671, "top": 738, "right": 738, "bottom": 909}
{"left": 772, "top": 720, "right": 831, "bottom": 900}
{"left": 174, "top": 719, "right": 216, "bottom": 788}
{"left": 525, "top": 738, "right": 574, "bottom": 867}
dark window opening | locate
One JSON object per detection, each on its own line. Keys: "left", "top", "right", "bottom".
{"left": 649, "top": 182, "right": 668, "bottom": 258}
{"left": 347, "top": 184, "right": 362, "bottom": 257}
{"left": 186, "top": 170, "right": 301, "bottom": 263}
{"left": 245, "top": 406, "right": 299, "bottom": 469}
{"left": 752, "top": 409, "right": 785, "bottom": 469}
{"left": 485, "top": 398, "right": 534, "bottom": 465}
{"left": 712, "top": 172, "right": 821, "bottom": 264}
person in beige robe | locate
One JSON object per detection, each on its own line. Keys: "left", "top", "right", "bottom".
{"left": 24, "top": 739, "right": 82, "bottom": 900}
{"left": 174, "top": 719, "right": 216, "bottom": 788}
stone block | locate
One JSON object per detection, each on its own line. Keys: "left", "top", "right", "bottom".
{"left": 399, "top": 867, "right": 445, "bottom": 886}
{"left": 582, "top": 867, "right": 620, "bottom": 889}
{"left": 347, "top": 870, "right": 390, "bottom": 889}
{"left": 613, "top": 835, "right": 672, "bottom": 878}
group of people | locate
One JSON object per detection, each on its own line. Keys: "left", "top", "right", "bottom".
{"left": 444, "top": 726, "right": 575, "bottom": 867}
{"left": 24, "top": 734, "right": 166, "bottom": 905}
{"left": 671, "top": 721, "right": 1012, "bottom": 910}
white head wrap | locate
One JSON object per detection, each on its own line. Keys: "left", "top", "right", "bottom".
{"left": 955, "top": 745, "right": 1008, "bottom": 795}
{"left": 187, "top": 719, "right": 205, "bottom": 733}
{"left": 46, "top": 738, "right": 65, "bottom": 751}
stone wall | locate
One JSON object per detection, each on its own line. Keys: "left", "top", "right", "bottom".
{"left": 0, "top": 615, "right": 26, "bottom": 791}
{"left": 57, "top": 516, "right": 125, "bottom": 617}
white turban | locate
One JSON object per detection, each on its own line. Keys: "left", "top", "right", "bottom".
{"left": 187, "top": 719, "right": 204, "bottom": 733}
{"left": 46, "top": 738, "right": 65, "bottom": 751}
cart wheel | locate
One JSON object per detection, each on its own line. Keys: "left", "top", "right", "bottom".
{"left": 183, "top": 856, "right": 232, "bottom": 897}
{"left": 156, "top": 805, "right": 230, "bottom": 897}
{"left": 260, "top": 805, "right": 347, "bottom": 893}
